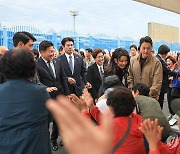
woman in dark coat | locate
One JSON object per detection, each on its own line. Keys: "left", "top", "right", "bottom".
{"left": 104, "top": 48, "right": 130, "bottom": 87}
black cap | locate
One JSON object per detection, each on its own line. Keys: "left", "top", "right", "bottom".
{"left": 103, "top": 75, "right": 120, "bottom": 91}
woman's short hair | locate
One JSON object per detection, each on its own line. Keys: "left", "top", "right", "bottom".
{"left": 92, "top": 48, "right": 103, "bottom": 59}
{"left": 106, "top": 86, "right": 136, "bottom": 117}
{"left": 165, "top": 55, "right": 176, "bottom": 64}
{"left": 0, "top": 49, "right": 36, "bottom": 79}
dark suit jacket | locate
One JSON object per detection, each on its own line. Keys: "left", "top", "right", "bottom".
{"left": 156, "top": 54, "right": 180, "bottom": 93}
{"left": 37, "top": 57, "right": 70, "bottom": 98}
{"left": 87, "top": 63, "right": 103, "bottom": 99}
{"left": 0, "top": 79, "right": 51, "bottom": 154}
{"left": 59, "top": 53, "right": 87, "bottom": 96}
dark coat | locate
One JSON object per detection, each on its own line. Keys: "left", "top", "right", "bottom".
{"left": 0, "top": 79, "right": 51, "bottom": 154}
{"left": 87, "top": 63, "right": 103, "bottom": 99}
{"left": 59, "top": 53, "right": 87, "bottom": 96}
{"left": 37, "top": 57, "right": 70, "bottom": 98}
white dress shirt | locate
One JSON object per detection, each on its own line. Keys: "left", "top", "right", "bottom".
{"left": 65, "top": 53, "right": 74, "bottom": 73}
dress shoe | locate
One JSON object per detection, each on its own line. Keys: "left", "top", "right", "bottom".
{"left": 51, "top": 141, "right": 58, "bottom": 151}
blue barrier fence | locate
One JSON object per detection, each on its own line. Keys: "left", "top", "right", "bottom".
{"left": 0, "top": 25, "right": 179, "bottom": 52}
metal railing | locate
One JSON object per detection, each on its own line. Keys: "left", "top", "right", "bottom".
{"left": 0, "top": 25, "right": 179, "bottom": 52}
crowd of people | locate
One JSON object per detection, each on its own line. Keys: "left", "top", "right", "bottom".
{"left": 0, "top": 31, "right": 180, "bottom": 154}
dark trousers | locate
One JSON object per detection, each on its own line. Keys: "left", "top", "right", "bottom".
{"left": 51, "top": 121, "right": 58, "bottom": 142}
{"left": 158, "top": 92, "right": 165, "bottom": 109}
{"left": 167, "top": 87, "right": 174, "bottom": 115}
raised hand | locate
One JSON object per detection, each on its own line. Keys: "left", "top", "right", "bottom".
{"left": 139, "top": 119, "right": 163, "bottom": 151}
{"left": 46, "top": 95, "right": 113, "bottom": 154}
{"left": 69, "top": 94, "right": 87, "bottom": 111}
{"left": 82, "top": 88, "right": 95, "bottom": 109}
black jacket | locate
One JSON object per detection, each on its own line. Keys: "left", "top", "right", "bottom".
{"left": 87, "top": 63, "right": 103, "bottom": 99}
{"left": 37, "top": 57, "right": 70, "bottom": 98}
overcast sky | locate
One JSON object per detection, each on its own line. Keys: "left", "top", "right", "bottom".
{"left": 0, "top": 0, "right": 179, "bottom": 40}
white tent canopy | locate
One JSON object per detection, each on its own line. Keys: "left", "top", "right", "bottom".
{"left": 133, "top": 0, "right": 180, "bottom": 14}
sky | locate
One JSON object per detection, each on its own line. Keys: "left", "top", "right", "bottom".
{"left": 0, "top": 0, "right": 179, "bottom": 40}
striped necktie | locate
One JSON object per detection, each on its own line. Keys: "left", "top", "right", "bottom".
{"left": 99, "top": 66, "right": 104, "bottom": 79}
{"left": 69, "top": 55, "right": 73, "bottom": 73}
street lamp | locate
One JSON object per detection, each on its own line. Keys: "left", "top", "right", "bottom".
{"left": 70, "top": 10, "right": 79, "bottom": 35}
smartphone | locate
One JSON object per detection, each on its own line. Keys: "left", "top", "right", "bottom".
{"left": 169, "top": 117, "right": 177, "bottom": 126}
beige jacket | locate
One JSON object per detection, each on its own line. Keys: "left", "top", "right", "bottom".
{"left": 128, "top": 54, "right": 162, "bottom": 99}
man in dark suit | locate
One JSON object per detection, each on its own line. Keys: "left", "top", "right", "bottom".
{"left": 37, "top": 40, "right": 70, "bottom": 151}
{"left": 59, "top": 37, "right": 91, "bottom": 97}
{"left": 87, "top": 48, "right": 104, "bottom": 100}
{"left": 156, "top": 44, "right": 180, "bottom": 109}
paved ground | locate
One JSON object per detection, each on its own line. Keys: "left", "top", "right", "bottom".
{"left": 51, "top": 94, "right": 171, "bottom": 154}
{"left": 49, "top": 123, "right": 67, "bottom": 154}
{"left": 52, "top": 138, "right": 67, "bottom": 154}
{"left": 162, "top": 94, "right": 170, "bottom": 118}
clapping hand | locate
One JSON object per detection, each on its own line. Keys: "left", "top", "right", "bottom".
{"left": 139, "top": 119, "right": 163, "bottom": 151}
{"left": 46, "top": 96, "right": 113, "bottom": 154}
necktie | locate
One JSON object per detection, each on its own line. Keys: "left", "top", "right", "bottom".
{"left": 47, "top": 61, "right": 55, "bottom": 78}
{"left": 99, "top": 66, "right": 104, "bottom": 79}
{"left": 69, "top": 55, "right": 73, "bottom": 73}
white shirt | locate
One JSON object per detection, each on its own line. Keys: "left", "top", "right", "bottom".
{"left": 96, "top": 99, "right": 109, "bottom": 113}
{"left": 41, "top": 57, "right": 56, "bottom": 78}
{"left": 96, "top": 88, "right": 113, "bottom": 113}
{"left": 65, "top": 53, "right": 74, "bottom": 73}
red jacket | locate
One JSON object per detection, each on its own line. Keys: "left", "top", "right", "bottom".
{"left": 149, "top": 138, "right": 180, "bottom": 154}
{"left": 83, "top": 107, "right": 145, "bottom": 154}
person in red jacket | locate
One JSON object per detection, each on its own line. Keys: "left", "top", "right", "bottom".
{"left": 139, "top": 98, "right": 180, "bottom": 154}
{"left": 70, "top": 86, "right": 146, "bottom": 154}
